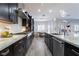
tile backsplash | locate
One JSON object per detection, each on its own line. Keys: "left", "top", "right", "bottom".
{"left": 0, "top": 22, "right": 22, "bottom": 33}
{"left": 7, "top": 24, "right": 22, "bottom": 33}
{"left": 0, "top": 23, "right": 9, "bottom": 32}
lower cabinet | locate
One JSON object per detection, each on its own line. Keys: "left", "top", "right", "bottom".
{"left": 13, "top": 34, "right": 33, "bottom": 56}
{"left": 13, "top": 38, "right": 26, "bottom": 56}
{"left": 45, "top": 33, "right": 79, "bottom": 56}
{"left": 53, "top": 37, "right": 64, "bottom": 56}
{"left": 0, "top": 47, "right": 13, "bottom": 56}
{"left": 0, "top": 33, "right": 34, "bottom": 56}
{"left": 45, "top": 33, "right": 53, "bottom": 55}
{"left": 45, "top": 33, "right": 64, "bottom": 56}
{"left": 26, "top": 33, "right": 33, "bottom": 52}
{"left": 64, "top": 43, "right": 79, "bottom": 56}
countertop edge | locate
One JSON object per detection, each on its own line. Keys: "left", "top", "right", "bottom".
{"left": 0, "top": 32, "right": 33, "bottom": 51}
{"left": 46, "top": 33, "right": 79, "bottom": 48}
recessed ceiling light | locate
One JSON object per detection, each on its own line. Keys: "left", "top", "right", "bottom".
{"left": 63, "top": 20, "right": 67, "bottom": 23}
{"left": 59, "top": 10, "right": 67, "bottom": 17}
{"left": 38, "top": 9, "right": 41, "bottom": 12}
{"left": 49, "top": 9, "right": 52, "bottom": 13}
{"left": 23, "top": 9, "right": 26, "bottom": 12}
{"left": 53, "top": 18, "right": 56, "bottom": 21}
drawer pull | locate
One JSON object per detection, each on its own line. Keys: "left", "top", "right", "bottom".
{"left": 72, "top": 49, "right": 79, "bottom": 55}
{"left": 19, "top": 41, "right": 23, "bottom": 44}
{"left": 54, "top": 38, "right": 64, "bottom": 44}
{"left": 1, "top": 49, "right": 9, "bottom": 56}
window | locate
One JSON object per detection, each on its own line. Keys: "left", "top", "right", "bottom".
{"left": 37, "top": 25, "right": 45, "bottom": 32}
{"left": 48, "top": 25, "right": 51, "bottom": 33}
{"left": 74, "top": 25, "right": 79, "bottom": 31}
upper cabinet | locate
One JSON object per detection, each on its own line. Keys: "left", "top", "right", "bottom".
{"left": 0, "top": 3, "right": 18, "bottom": 23}
{"left": 0, "top": 4, "right": 9, "bottom": 19}
{"left": 8, "top": 3, "right": 18, "bottom": 23}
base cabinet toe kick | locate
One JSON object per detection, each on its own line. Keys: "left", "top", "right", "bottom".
{"left": 45, "top": 33, "right": 79, "bottom": 56}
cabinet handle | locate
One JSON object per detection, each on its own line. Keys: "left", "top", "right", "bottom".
{"left": 18, "top": 47, "right": 23, "bottom": 52}
{"left": 72, "top": 49, "right": 79, "bottom": 55}
{"left": 54, "top": 38, "right": 64, "bottom": 44}
{"left": 60, "top": 44, "right": 64, "bottom": 47}
{"left": 1, "top": 49, "right": 9, "bottom": 56}
{"left": 19, "top": 41, "right": 23, "bottom": 44}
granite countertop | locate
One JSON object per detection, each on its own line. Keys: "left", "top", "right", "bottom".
{"left": 50, "top": 33, "right": 79, "bottom": 48}
{"left": 0, "top": 32, "right": 33, "bottom": 51}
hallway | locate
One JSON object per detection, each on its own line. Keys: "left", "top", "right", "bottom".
{"left": 26, "top": 37, "right": 52, "bottom": 56}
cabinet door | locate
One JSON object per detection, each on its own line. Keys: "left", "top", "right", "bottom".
{"left": 53, "top": 38, "right": 64, "bottom": 56}
{"left": 26, "top": 36, "right": 31, "bottom": 50}
{"left": 64, "top": 43, "right": 79, "bottom": 56}
{"left": 46, "top": 37, "right": 49, "bottom": 48}
{"left": 64, "top": 46, "right": 76, "bottom": 56}
{"left": 14, "top": 45, "right": 25, "bottom": 56}
{"left": 31, "top": 19, "right": 34, "bottom": 31}
{"left": 8, "top": 3, "right": 18, "bottom": 23}
{"left": 49, "top": 38, "right": 53, "bottom": 55}
{"left": 13, "top": 39, "right": 25, "bottom": 56}
{"left": 0, "top": 3, "right": 9, "bottom": 19}
{"left": 0, "top": 47, "right": 13, "bottom": 56}
{"left": 22, "top": 19, "right": 27, "bottom": 26}
{"left": 45, "top": 34, "right": 49, "bottom": 47}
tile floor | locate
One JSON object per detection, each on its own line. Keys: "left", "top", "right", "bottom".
{"left": 26, "top": 37, "right": 52, "bottom": 56}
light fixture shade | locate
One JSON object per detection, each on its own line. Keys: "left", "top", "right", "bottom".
{"left": 38, "top": 9, "right": 41, "bottom": 12}
{"left": 53, "top": 18, "right": 56, "bottom": 21}
{"left": 59, "top": 10, "right": 67, "bottom": 17}
{"left": 49, "top": 9, "right": 52, "bottom": 13}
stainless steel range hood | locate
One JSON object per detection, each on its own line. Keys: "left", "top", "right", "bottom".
{"left": 15, "top": 8, "right": 29, "bottom": 20}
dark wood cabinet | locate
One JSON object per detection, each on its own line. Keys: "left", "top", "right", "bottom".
{"left": 45, "top": 33, "right": 79, "bottom": 56}
{"left": 0, "top": 46, "right": 13, "bottom": 56}
{"left": 0, "top": 3, "right": 9, "bottom": 19}
{"left": 45, "top": 33, "right": 64, "bottom": 56}
{"left": 21, "top": 12, "right": 34, "bottom": 32}
{"left": 13, "top": 39, "right": 26, "bottom": 56}
{"left": 31, "top": 18, "right": 34, "bottom": 31}
{"left": 0, "top": 32, "right": 34, "bottom": 56}
{"left": 53, "top": 37, "right": 64, "bottom": 56}
{"left": 26, "top": 33, "right": 33, "bottom": 53}
{"left": 13, "top": 33, "right": 33, "bottom": 56}
{"left": 0, "top": 3, "right": 18, "bottom": 23}
{"left": 64, "top": 43, "right": 79, "bottom": 56}
{"left": 22, "top": 19, "right": 27, "bottom": 26}
{"left": 45, "top": 33, "right": 53, "bottom": 55}
{"left": 8, "top": 3, "right": 18, "bottom": 23}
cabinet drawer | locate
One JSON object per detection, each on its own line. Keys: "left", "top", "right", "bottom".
{"left": 14, "top": 39, "right": 24, "bottom": 46}
{"left": 65, "top": 43, "right": 79, "bottom": 56}
{"left": 0, "top": 47, "right": 12, "bottom": 56}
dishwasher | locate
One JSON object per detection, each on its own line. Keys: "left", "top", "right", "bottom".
{"left": 53, "top": 37, "right": 64, "bottom": 56}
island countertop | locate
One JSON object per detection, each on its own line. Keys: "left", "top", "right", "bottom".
{"left": 50, "top": 33, "right": 79, "bottom": 48}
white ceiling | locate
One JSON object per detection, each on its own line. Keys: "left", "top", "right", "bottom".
{"left": 23, "top": 3, "right": 79, "bottom": 22}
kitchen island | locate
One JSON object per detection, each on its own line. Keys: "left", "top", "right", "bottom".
{"left": 45, "top": 33, "right": 79, "bottom": 56}
{"left": 0, "top": 31, "right": 34, "bottom": 56}
{"left": 51, "top": 34, "right": 79, "bottom": 48}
